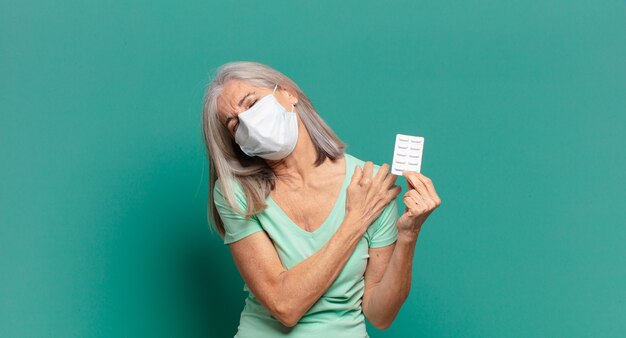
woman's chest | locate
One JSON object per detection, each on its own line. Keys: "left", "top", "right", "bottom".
{"left": 269, "top": 182, "right": 343, "bottom": 233}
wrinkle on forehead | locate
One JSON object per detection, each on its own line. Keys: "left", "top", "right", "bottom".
{"left": 216, "top": 80, "right": 252, "bottom": 121}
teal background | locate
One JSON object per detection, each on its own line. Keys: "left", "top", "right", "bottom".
{"left": 1, "top": 1, "right": 625, "bottom": 337}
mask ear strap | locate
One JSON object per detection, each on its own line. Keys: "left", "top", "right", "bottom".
{"left": 272, "top": 84, "right": 278, "bottom": 95}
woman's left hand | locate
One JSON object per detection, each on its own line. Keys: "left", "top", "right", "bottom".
{"left": 397, "top": 171, "right": 442, "bottom": 237}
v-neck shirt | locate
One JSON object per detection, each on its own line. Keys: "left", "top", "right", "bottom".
{"left": 265, "top": 151, "right": 351, "bottom": 236}
{"left": 213, "top": 152, "right": 399, "bottom": 338}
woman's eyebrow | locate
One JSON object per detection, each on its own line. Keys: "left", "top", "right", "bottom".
{"left": 224, "top": 91, "right": 256, "bottom": 127}
{"left": 238, "top": 91, "right": 255, "bottom": 106}
{"left": 225, "top": 114, "right": 235, "bottom": 126}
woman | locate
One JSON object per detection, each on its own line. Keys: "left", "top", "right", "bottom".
{"left": 201, "top": 61, "right": 441, "bottom": 337}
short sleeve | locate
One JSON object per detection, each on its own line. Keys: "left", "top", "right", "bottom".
{"left": 367, "top": 197, "right": 399, "bottom": 248}
{"left": 213, "top": 179, "right": 264, "bottom": 245}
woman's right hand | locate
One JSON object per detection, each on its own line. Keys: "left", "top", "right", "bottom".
{"left": 344, "top": 161, "right": 402, "bottom": 232}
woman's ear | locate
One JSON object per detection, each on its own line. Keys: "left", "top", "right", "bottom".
{"left": 287, "top": 88, "right": 299, "bottom": 103}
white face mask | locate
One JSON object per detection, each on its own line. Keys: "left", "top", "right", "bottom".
{"left": 234, "top": 84, "right": 299, "bottom": 160}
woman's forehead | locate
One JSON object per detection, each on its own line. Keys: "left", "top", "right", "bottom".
{"left": 217, "top": 80, "right": 256, "bottom": 116}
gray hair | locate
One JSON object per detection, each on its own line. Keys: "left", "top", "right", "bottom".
{"left": 201, "top": 61, "right": 347, "bottom": 239}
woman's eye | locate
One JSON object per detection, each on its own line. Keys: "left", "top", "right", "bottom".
{"left": 248, "top": 99, "right": 257, "bottom": 108}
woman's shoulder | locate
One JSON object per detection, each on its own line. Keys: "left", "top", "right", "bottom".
{"left": 344, "top": 152, "right": 386, "bottom": 172}
{"left": 213, "top": 176, "right": 247, "bottom": 204}
{"left": 214, "top": 176, "right": 240, "bottom": 194}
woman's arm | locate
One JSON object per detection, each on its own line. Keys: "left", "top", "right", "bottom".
{"left": 362, "top": 231, "right": 419, "bottom": 330}
{"left": 228, "top": 216, "right": 368, "bottom": 327}
{"left": 362, "top": 170, "right": 441, "bottom": 329}
{"left": 228, "top": 161, "right": 401, "bottom": 327}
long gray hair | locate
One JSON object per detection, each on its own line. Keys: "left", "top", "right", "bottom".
{"left": 201, "top": 61, "right": 347, "bottom": 239}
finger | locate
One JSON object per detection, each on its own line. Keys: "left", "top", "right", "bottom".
{"left": 403, "top": 171, "right": 441, "bottom": 207}
{"left": 362, "top": 161, "right": 374, "bottom": 181}
{"left": 408, "top": 184, "right": 429, "bottom": 203}
{"left": 414, "top": 172, "right": 437, "bottom": 197}
{"left": 417, "top": 173, "right": 441, "bottom": 206}
{"left": 407, "top": 190, "right": 428, "bottom": 212}
{"left": 385, "top": 185, "right": 402, "bottom": 200}
{"left": 402, "top": 195, "right": 420, "bottom": 217}
{"left": 403, "top": 171, "right": 428, "bottom": 192}
{"left": 350, "top": 164, "right": 363, "bottom": 186}
{"left": 382, "top": 169, "right": 398, "bottom": 190}
{"left": 403, "top": 170, "right": 428, "bottom": 192}
{"left": 373, "top": 163, "right": 390, "bottom": 185}
{"left": 426, "top": 184, "right": 441, "bottom": 207}
{"left": 409, "top": 189, "right": 435, "bottom": 210}
{"left": 435, "top": 193, "right": 442, "bottom": 206}
{"left": 360, "top": 161, "right": 374, "bottom": 187}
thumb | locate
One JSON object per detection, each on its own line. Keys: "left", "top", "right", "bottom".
{"left": 403, "top": 170, "right": 416, "bottom": 190}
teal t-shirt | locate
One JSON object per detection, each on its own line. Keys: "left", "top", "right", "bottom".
{"left": 213, "top": 152, "right": 399, "bottom": 338}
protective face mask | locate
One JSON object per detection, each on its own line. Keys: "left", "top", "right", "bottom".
{"left": 234, "top": 84, "right": 299, "bottom": 160}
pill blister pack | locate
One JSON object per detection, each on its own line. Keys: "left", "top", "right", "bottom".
{"left": 391, "top": 133, "right": 424, "bottom": 175}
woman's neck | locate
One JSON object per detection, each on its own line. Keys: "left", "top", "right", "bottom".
{"left": 267, "top": 118, "right": 322, "bottom": 189}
